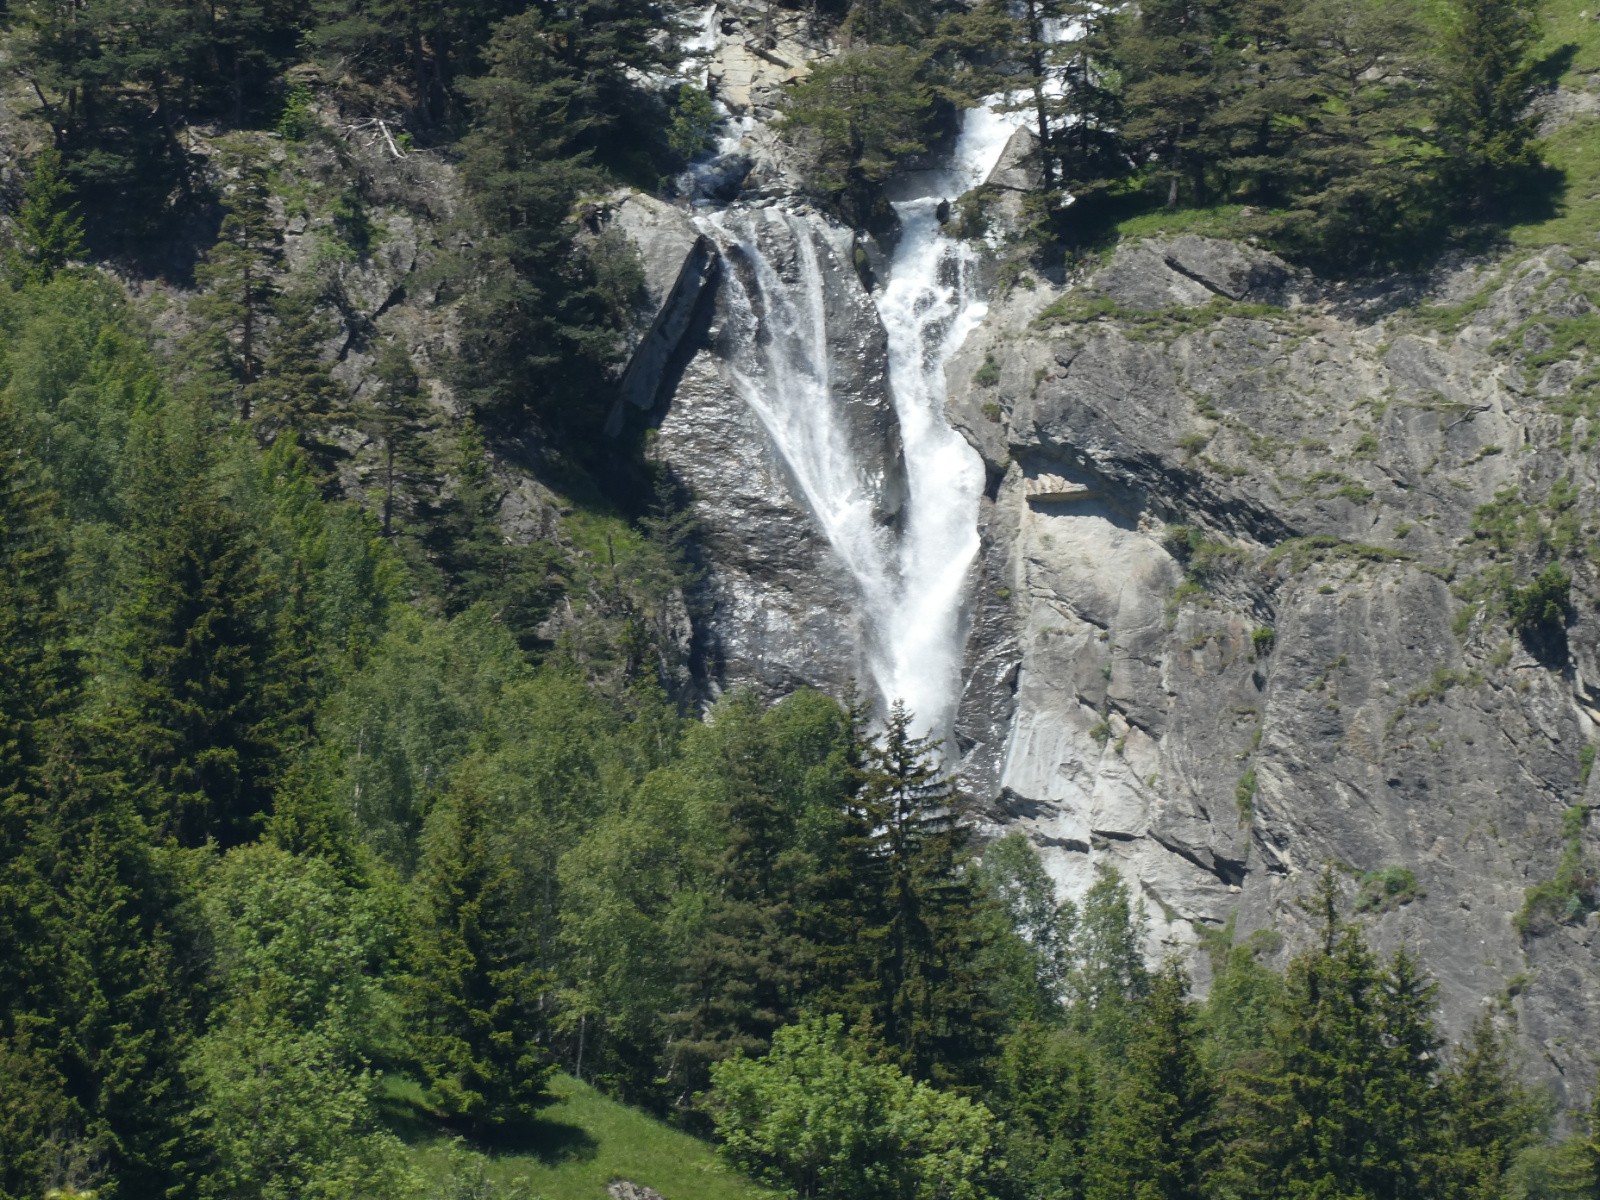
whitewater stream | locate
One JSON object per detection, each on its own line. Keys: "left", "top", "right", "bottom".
{"left": 692, "top": 98, "right": 1031, "bottom": 745}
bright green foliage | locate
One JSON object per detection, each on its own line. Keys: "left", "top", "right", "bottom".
{"left": 1067, "top": 864, "right": 1150, "bottom": 1051}
{"left": 191, "top": 843, "right": 410, "bottom": 1200}
{"left": 0, "top": 395, "right": 71, "bottom": 800}
{"left": 1201, "top": 930, "right": 1286, "bottom": 1068}
{"left": 4, "top": 148, "right": 86, "bottom": 285}
{"left": 973, "top": 831, "right": 1074, "bottom": 1022}
{"left": 1086, "top": 963, "right": 1214, "bottom": 1200}
{"left": 710, "top": 1013, "right": 1001, "bottom": 1200}
{"left": 408, "top": 771, "right": 554, "bottom": 1134}
{"left": 779, "top": 46, "right": 935, "bottom": 223}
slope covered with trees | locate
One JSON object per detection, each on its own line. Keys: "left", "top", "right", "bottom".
{"left": 0, "top": 0, "right": 1596, "bottom": 1196}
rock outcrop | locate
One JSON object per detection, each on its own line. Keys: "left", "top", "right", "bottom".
{"left": 944, "top": 236, "right": 1600, "bottom": 1105}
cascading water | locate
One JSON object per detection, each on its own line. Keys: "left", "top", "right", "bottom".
{"left": 694, "top": 96, "right": 1033, "bottom": 745}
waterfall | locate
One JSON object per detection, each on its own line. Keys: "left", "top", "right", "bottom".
{"left": 696, "top": 100, "right": 1032, "bottom": 745}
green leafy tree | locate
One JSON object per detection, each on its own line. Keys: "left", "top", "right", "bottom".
{"left": 1067, "top": 864, "right": 1150, "bottom": 1053}
{"left": 4, "top": 148, "right": 86, "bottom": 285}
{"left": 973, "top": 830, "right": 1074, "bottom": 1022}
{"left": 710, "top": 1013, "right": 1001, "bottom": 1200}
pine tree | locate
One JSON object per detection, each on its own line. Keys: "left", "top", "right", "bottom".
{"left": 193, "top": 138, "right": 281, "bottom": 419}
{"left": 356, "top": 338, "right": 437, "bottom": 539}
{"left": 0, "top": 396, "right": 73, "bottom": 802}
{"left": 669, "top": 694, "right": 809, "bottom": 1090}
{"left": 1086, "top": 962, "right": 1214, "bottom": 1200}
{"left": 1222, "top": 870, "right": 1449, "bottom": 1200}
{"left": 4, "top": 147, "right": 86, "bottom": 285}
{"left": 1260, "top": 0, "right": 1442, "bottom": 266}
{"left": 1437, "top": 0, "right": 1543, "bottom": 215}
{"left": 990, "top": 1021, "right": 1098, "bottom": 1200}
{"left": 409, "top": 774, "right": 552, "bottom": 1134}
{"left": 111, "top": 405, "right": 283, "bottom": 846}
{"left": 8, "top": 740, "right": 201, "bottom": 1200}
{"left": 1439, "top": 1016, "right": 1540, "bottom": 1200}
{"left": 855, "top": 702, "right": 998, "bottom": 1088}
{"left": 247, "top": 287, "right": 342, "bottom": 452}
{"left": 1111, "top": 0, "right": 1233, "bottom": 208}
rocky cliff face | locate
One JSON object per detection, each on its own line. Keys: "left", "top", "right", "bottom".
{"left": 942, "top": 236, "right": 1600, "bottom": 1104}
{"left": 587, "top": 5, "right": 1600, "bottom": 1105}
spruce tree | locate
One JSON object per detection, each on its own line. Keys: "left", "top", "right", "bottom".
{"left": 4, "top": 147, "right": 86, "bottom": 285}
{"left": 1086, "top": 962, "right": 1214, "bottom": 1200}
{"left": 670, "top": 694, "right": 807, "bottom": 1086}
{"left": 357, "top": 338, "right": 438, "bottom": 539}
{"left": 856, "top": 702, "right": 998, "bottom": 1088}
{"left": 8, "top": 740, "right": 201, "bottom": 1200}
{"left": 1439, "top": 1016, "right": 1540, "bottom": 1200}
{"left": 409, "top": 773, "right": 552, "bottom": 1134}
{"left": 247, "top": 287, "right": 342, "bottom": 454}
{"left": 1437, "top": 0, "right": 1543, "bottom": 215}
{"left": 193, "top": 138, "right": 281, "bottom": 419}
{"left": 111, "top": 405, "right": 283, "bottom": 846}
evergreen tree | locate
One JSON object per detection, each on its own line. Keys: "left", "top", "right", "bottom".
{"left": 1067, "top": 864, "right": 1150, "bottom": 1053}
{"left": 989, "top": 1021, "right": 1098, "bottom": 1200}
{"left": 1086, "top": 962, "right": 1214, "bottom": 1200}
{"left": 0, "top": 396, "right": 72, "bottom": 802}
{"left": 409, "top": 773, "right": 552, "bottom": 1134}
{"left": 110, "top": 405, "right": 284, "bottom": 846}
{"left": 1436, "top": 0, "right": 1543, "bottom": 215}
{"left": 669, "top": 693, "right": 809, "bottom": 1086}
{"left": 1111, "top": 0, "right": 1232, "bottom": 208}
{"left": 855, "top": 703, "right": 998, "bottom": 1088}
{"left": 7, "top": 741, "right": 201, "bottom": 1200}
{"left": 4, "top": 147, "right": 86, "bottom": 285}
{"left": 1219, "top": 871, "right": 1449, "bottom": 1200}
{"left": 193, "top": 138, "right": 281, "bottom": 419}
{"left": 779, "top": 45, "right": 934, "bottom": 225}
{"left": 247, "top": 287, "right": 342, "bottom": 453}
{"left": 357, "top": 338, "right": 437, "bottom": 540}
{"left": 1260, "top": 0, "right": 1442, "bottom": 266}
{"left": 1439, "top": 1016, "right": 1541, "bottom": 1200}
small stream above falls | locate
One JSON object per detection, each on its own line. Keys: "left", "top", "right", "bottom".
{"left": 688, "top": 100, "right": 1031, "bottom": 743}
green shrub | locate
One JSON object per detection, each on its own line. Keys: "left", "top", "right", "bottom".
{"left": 1236, "top": 767, "right": 1257, "bottom": 820}
{"left": 1516, "top": 805, "right": 1597, "bottom": 935}
{"left": 974, "top": 354, "right": 1000, "bottom": 388}
{"left": 1356, "top": 866, "right": 1421, "bottom": 913}
{"left": 1251, "top": 627, "right": 1275, "bottom": 656}
{"left": 278, "top": 83, "right": 317, "bottom": 142}
{"left": 1505, "top": 564, "right": 1571, "bottom": 634}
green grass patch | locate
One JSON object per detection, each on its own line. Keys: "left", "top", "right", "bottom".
{"left": 392, "top": 1074, "right": 776, "bottom": 1200}
{"left": 1112, "top": 203, "right": 1253, "bottom": 242}
{"left": 1506, "top": 0, "right": 1600, "bottom": 249}
{"left": 1262, "top": 535, "right": 1411, "bottom": 574}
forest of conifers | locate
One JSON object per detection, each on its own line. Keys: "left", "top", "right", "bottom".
{"left": 0, "top": 0, "right": 1594, "bottom": 1197}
